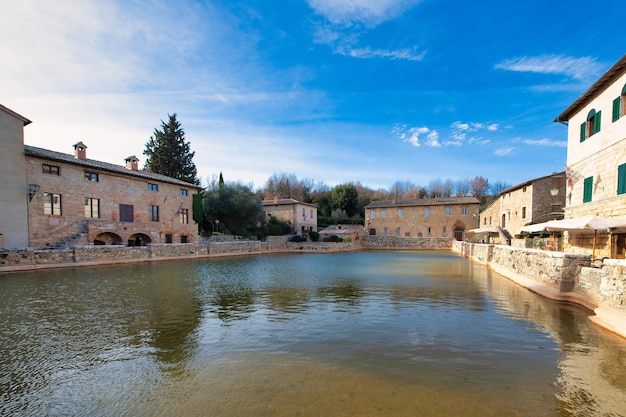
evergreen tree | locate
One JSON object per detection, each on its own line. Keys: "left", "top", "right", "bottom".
{"left": 143, "top": 113, "right": 199, "bottom": 185}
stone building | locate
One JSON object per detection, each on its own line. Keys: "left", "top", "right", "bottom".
{"left": 0, "top": 105, "right": 31, "bottom": 248}
{"left": 365, "top": 197, "right": 479, "bottom": 241}
{"left": 261, "top": 198, "right": 318, "bottom": 233}
{"left": 554, "top": 54, "right": 626, "bottom": 259}
{"left": 479, "top": 172, "right": 566, "bottom": 242}
{"left": 25, "top": 143, "right": 201, "bottom": 248}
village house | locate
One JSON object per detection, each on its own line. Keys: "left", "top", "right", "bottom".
{"left": 24, "top": 143, "right": 202, "bottom": 248}
{"left": 478, "top": 172, "right": 566, "bottom": 243}
{"left": 553, "top": 54, "right": 626, "bottom": 259}
{"left": 0, "top": 105, "right": 31, "bottom": 248}
{"left": 262, "top": 198, "right": 318, "bottom": 233}
{"left": 365, "top": 197, "right": 479, "bottom": 241}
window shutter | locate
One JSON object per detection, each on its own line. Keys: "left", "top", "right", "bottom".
{"left": 614, "top": 97, "right": 622, "bottom": 122}
{"left": 619, "top": 164, "right": 626, "bottom": 195}
{"left": 583, "top": 177, "right": 593, "bottom": 203}
{"left": 580, "top": 122, "right": 587, "bottom": 142}
{"left": 594, "top": 111, "right": 602, "bottom": 134}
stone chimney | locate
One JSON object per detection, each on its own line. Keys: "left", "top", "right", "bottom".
{"left": 73, "top": 142, "right": 87, "bottom": 159}
{"left": 125, "top": 155, "right": 139, "bottom": 170}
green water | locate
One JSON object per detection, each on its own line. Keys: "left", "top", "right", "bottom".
{"left": 1, "top": 251, "right": 625, "bottom": 416}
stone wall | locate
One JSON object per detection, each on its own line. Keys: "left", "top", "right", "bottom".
{"left": 74, "top": 245, "right": 151, "bottom": 261}
{"left": 207, "top": 241, "right": 263, "bottom": 255}
{"left": 362, "top": 236, "right": 451, "bottom": 249}
{"left": 452, "top": 240, "right": 626, "bottom": 338}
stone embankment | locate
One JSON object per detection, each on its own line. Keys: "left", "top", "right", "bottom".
{"left": 453, "top": 240, "right": 626, "bottom": 339}
{"left": 0, "top": 235, "right": 455, "bottom": 271}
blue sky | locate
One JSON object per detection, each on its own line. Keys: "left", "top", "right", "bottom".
{"left": 2, "top": 0, "right": 625, "bottom": 190}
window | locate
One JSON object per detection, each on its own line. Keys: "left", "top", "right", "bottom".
{"left": 383, "top": 227, "right": 388, "bottom": 236}
{"left": 445, "top": 207, "right": 451, "bottom": 216}
{"left": 302, "top": 208, "right": 306, "bottom": 217}
{"left": 522, "top": 187, "right": 527, "bottom": 192}
{"left": 179, "top": 189, "right": 188, "bottom": 196}
{"left": 179, "top": 208, "right": 189, "bottom": 224}
{"left": 119, "top": 204, "right": 134, "bottom": 222}
{"left": 442, "top": 226, "right": 447, "bottom": 237}
{"left": 583, "top": 176, "right": 593, "bottom": 203}
{"left": 310, "top": 209, "right": 313, "bottom": 219}
{"left": 461, "top": 206, "right": 467, "bottom": 215}
{"left": 398, "top": 208, "right": 404, "bottom": 217}
{"left": 381, "top": 209, "right": 387, "bottom": 218}
{"left": 424, "top": 208, "right": 430, "bottom": 217}
{"left": 84, "top": 172, "right": 99, "bottom": 182}
{"left": 181, "top": 235, "right": 188, "bottom": 244}
{"left": 165, "top": 234, "right": 173, "bottom": 244}
{"left": 148, "top": 183, "right": 158, "bottom": 191}
{"left": 370, "top": 210, "right": 376, "bottom": 219}
{"left": 580, "top": 109, "right": 601, "bottom": 142}
{"left": 396, "top": 227, "right": 401, "bottom": 236}
{"left": 618, "top": 163, "right": 626, "bottom": 195}
{"left": 42, "top": 164, "right": 60, "bottom": 175}
{"left": 521, "top": 206, "right": 527, "bottom": 219}
{"left": 613, "top": 85, "right": 626, "bottom": 122}
{"left": 84, "top": 197, "right": 100, "bottom": 218}
{"left": 43, "top": 193, "right": 62, "bottom": 215}
{"left": 427, "top": 227, "right": 432, "bottom": 237}
{"left": 149, "top": 205, "right": 159, "bottom": 221}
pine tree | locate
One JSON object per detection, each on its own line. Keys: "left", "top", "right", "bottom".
{"left": 143, "top": 113, "right": 199, "bottom": 185}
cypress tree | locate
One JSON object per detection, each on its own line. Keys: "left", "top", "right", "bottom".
{"left": 143, "top": 113, "right": 199, "bottom": 185}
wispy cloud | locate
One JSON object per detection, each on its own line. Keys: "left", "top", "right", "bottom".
{"left": 306, "top": 0, "right": 422, "bottom": 27}
{"left": 495, "top": 54, "right": 605, "bottom": 82}
{"left": 521, "top": 138, "right": 567, "bottom": 147}
{"left": 309, "top": 0, "right": 425, "bottom": 61}
{"left": 345, "top": 46, "right": 426, "bottom": 61}
{"left": 494, "top": 147, "right": 514, "bottom": 156}
{"left": 392, "top": 125, "right": 440, "bottom": 147}
{"left": 393, "top": 121, "right": 497, "bottom": 148}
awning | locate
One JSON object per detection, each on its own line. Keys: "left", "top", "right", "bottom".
{"left": 544, "top": 215, "right": 626, "bottom": 232}
{"left": 520, "top": 222, "right": 551, "bottom": 233}
{"left": 468, "top": 227, "right": 498, "bottom": 234}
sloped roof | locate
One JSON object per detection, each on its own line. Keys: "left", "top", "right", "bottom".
{"left": 319, "top": 224, "right": 362, "bottom": 234}
{"left": 499, "top": 171, "right": 565, "bottom": 195}
{"left": 365, "top": 196, "right": 479, "bottom": 209}
{"left": 24, "top": 145, "right": 202, "bottom": 189}
{"left": 554, "top": 54, "right": 626, "bottom": 123}
{"left": 262, "top": 198, "right": 318, "bottom": 208}
{"left": 0, "top": 104, "right": 31, "bottom": 126}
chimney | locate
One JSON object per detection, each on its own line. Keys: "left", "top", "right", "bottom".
{"left": 125, "top": 155, "right": 139, "bottom": 170}
{"left": 73, "top": 142, "right": 87, "bottom": 159}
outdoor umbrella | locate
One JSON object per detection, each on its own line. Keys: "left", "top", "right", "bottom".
{"left": 544, "top": 215, "right": 626, "bottom": 263}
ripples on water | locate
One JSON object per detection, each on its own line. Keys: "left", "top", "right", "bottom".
{"left": 1, "top": 251, "right": 626, "bottom": 416}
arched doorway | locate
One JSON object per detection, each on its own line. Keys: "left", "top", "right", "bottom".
{"left": 128, "top": 233, "right": 151, "bottom": 246}
{"left": 501, "top": 213, "right": 506, "bottom": 228}
{"left": 93, "top": 232, "right": 123, "bottom": 245}
{"left": 369, "top": 228, "right": 376, "bottom": 235}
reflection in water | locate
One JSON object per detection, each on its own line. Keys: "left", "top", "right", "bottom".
{"left": 1, "top": 251, "right": 626, "bottom": 417}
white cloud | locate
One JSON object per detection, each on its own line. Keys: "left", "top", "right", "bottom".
{"left": 392, "top": 125, "right": 439, "bottom": 147}
{"left": 522, "top": 138, "right": 567, "bottom": 147}
{"left": 494, "top": 147, "right": 514, "bottom": 156}
{"left": 495, "top": 55, "right": 605, "bottom": 82}
{"left": 346, "top": 46, "right": 426, "bottom": 61}
{"left": 306, "top": 0, "right": 421, "bottom": 27}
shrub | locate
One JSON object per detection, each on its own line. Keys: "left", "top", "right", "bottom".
{"left": 309, "top": 231, "right": 320, "bottom": 242}
{"left": 289, "top": 235, "right": 307, "bottom": 242}
{"left": 324, "top": 234, "right": 342, "bottom": 243}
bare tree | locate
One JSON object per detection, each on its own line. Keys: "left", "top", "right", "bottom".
{"left": 453, "top": 178, "right": 471, "bottom": 196}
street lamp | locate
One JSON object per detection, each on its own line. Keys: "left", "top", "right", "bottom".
{"left": 215, "top": 219, "right": 219, "bottom": 233}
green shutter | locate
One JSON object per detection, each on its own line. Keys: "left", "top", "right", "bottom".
{"left": 619, "top": 164, "right": 626, "bottom": 195}
{"left": 594, "top": 111, "right": 602, "bottom": 134}
{"left": 580, "top": 122, "right": 587, "bottom": 142}
{"left": 583, "top": 176, "right": 593, "bottom": 203}
{"left": 614, "top": 97, "right": 621, "bottom": 122}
